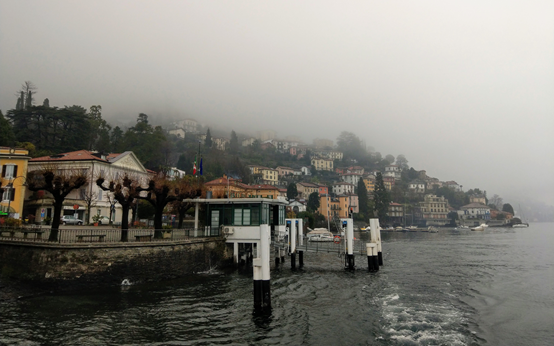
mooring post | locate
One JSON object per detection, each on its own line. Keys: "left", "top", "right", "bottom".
{"left": 260, "top": 224, "right": 271, "bottom": 308}
{"left": 253, "top": 257, "right": 262, "bottom": 308}
{"left": 370, "top": 218, "right": 383, "bottom": 266}
{"left": 296, "top": 219, "right": 304, "bottom": 246}
{"left": 341, "top": 218, "right": 355, "bottom": 270}
{"left": 366, "top": 243, "right": 377, "bottom": 271}
{"left": 233, "top": 242, "right": 239, "bottom": 266}
{"left": 290, "top": 218, "right": 297, "bottom": 270}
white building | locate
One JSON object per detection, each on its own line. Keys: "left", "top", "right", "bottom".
{"left": 409, "top": 180, "right": 426, "bottom": 193}
{"left": 340, "top": 173, "right": 362, "bottom": 186}
{"left": 332, "top": 182, "right": 355, "bottom": 195}
{"left": 26, "top": 150, "right": 150, "bottom": 224}
{"left": 168, "top": 128, "right": 185, "bottom": 138}
{"left": 384, "top": 165, "right": 402, "bottom": 180}
{"left": 459, "top": 203, "right": 491, "bottom": 220}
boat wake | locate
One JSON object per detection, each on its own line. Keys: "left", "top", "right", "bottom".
{"left": 375, "top": 288, "right": 474, "bottom": 345}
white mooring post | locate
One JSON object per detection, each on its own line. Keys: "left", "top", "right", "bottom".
{"left": 296, "top": 219, "right": 304, "bottom": 267}
{"left": 254, "top": 224, "right": 271, "bottom": 309}
{"left": 341, "top": 218, "right": 355, "bottom": 270}
{"left": 366, "top": 243, "right": 378, "bottom": 271}
{"left": 233, "top": 242, "right": 239, "bottom": 265}
{"left": 369, "top": 218, "right": 383, "bottom": 266}
{"left": 286, "top": 219, "right": 297, "bottom": 269}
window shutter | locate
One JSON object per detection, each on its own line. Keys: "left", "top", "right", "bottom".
{"left": 13, "top": 165, "right": 18, "bottom": 178}
{"left": 10, "top": 188, "right": 15, "bottom": 201}
{"left": 1, "top": 165, "right": 5, "bottom": 177}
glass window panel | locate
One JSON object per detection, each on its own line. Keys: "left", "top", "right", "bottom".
{"left": 243, "top": 209, "right": 251, "bottom": 226}
{"left": 251, "top": 207, "right": 260, "bottom": 225}
{"left": 211, "top": 210, "right": 220, "bottom": 229}
{"left": 234, "top": 208, "right": 242, "bottom": 225}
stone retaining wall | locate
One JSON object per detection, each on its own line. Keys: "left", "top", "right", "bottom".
{"left": 0, "top": 238, "right": 232, "bottom": 289}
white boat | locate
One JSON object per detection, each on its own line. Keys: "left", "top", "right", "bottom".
{"left": 456, "top": 225, "right": 469, "bottom": 230}
{"left": 428, "top": 226, "right": 438, "bottom": 233}
{"left": 307, "top": 228, "right": 334, "bottom": 242}
{"left": 512, "top": 223, "right": 529, "bottom": 228}
{"left": 471, "top": 223, "right": 487, "bottom": 231}
{"left": 307, "top": 234, "right": 334, "bottom": 242}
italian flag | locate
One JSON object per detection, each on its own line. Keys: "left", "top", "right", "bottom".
{"left": 193, "top": 156, "right": 197, "bottom": 175}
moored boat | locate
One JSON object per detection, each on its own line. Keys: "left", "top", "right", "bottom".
{"left": 471, "top": 223, "right": 487, "bottom": 231}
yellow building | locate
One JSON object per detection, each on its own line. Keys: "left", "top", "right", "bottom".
{"left": 1, "top": 147, "right": 30, "bottom": 218}
{"left": 261, "top": 168, "right": 278, "bottom": 185}
{"left": 362, "top": 176, "right": 375, "bottom": 193}
{"left": 311, "top": 157, "right": 334, "bottom": 171}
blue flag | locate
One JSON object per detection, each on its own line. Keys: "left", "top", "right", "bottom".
{"left": 200, "top": 157, "right": 203, "bottom": 175}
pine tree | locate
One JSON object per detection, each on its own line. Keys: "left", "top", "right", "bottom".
{"left": 0, "top": 111, "right": 15, "bottom": 146}
{"left": 373, "top": 172, "right": 390, "bottom": 224}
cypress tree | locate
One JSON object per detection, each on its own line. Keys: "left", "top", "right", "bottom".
{"left": 357, "top": 178, "right": 369, "bottom": 219}
{"left": 373, "top": 172, "right": 390, "bottom": 225}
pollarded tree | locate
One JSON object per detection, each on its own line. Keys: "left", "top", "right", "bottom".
{"left": 138, "top": 174, "right": 205, "bottom": 238}
{"left": 26, "top": 166, "right": 88, "bottom": 241}
{"left": 96, "top": 173, "right": 143, "bottom": 241}
{"left": 373, "top": 172, "right": 390, "bottom": 225}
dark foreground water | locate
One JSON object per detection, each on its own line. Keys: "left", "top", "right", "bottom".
{"left": 1, "top": 223, "right": 553, "bottom": 346}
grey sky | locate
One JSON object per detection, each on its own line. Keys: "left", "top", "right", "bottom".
{"left": 1, "top": 1, "right": 553, "bottom": 206}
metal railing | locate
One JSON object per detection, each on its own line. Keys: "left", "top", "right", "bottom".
{"left": 0, "top": 226, "right": 221, "bottom": 244}
{"left": 273, "top": 237, "right": 369, "bottom": 256}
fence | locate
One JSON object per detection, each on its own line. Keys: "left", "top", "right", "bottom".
{"left": 0, "top": 226, "right": 220, "bottom": 244}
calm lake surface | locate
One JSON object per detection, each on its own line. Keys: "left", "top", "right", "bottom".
{"left": 1, "top": 223, "right": 553, "bottom": 345}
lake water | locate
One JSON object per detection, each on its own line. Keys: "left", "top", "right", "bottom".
{"left": 1, "top": 223, "right": 553, "bottom": 345}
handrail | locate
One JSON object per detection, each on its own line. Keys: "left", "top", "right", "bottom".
{"left": 0, "top": 227, "right": 220, "bottom": 244}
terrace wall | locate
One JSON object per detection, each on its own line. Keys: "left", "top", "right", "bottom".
{"left": 0, "top": 238, "right": 232, "bottom": 289}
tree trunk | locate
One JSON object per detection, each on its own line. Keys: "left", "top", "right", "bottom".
{"left": 178, "top": 211, "right": 184, "bottom": 229}
{"left": 120, "top": 204, "right": 129, "bottom": 242}
{"left": 86, "top": 204, "right": 91, "bottom": 225}
{"left": 154, "top": 206, "right": 164, "bottom": 239}
{"left": 49, "top": 200, "right": 63, "bottom": 241}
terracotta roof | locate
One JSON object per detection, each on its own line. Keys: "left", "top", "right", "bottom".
{"left": 31, "top": 150, "right": 110, "bottom": 163}
{"left": 205, "top": 177, "right": 241, "bottom": 186}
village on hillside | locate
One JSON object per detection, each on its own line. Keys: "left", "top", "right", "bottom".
{"left": 1, "top": 112, "right": 523, "bottom": 230}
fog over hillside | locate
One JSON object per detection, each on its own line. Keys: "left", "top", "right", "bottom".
{"left": 1, "top": 1, "right": 553, "bottom": 207}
